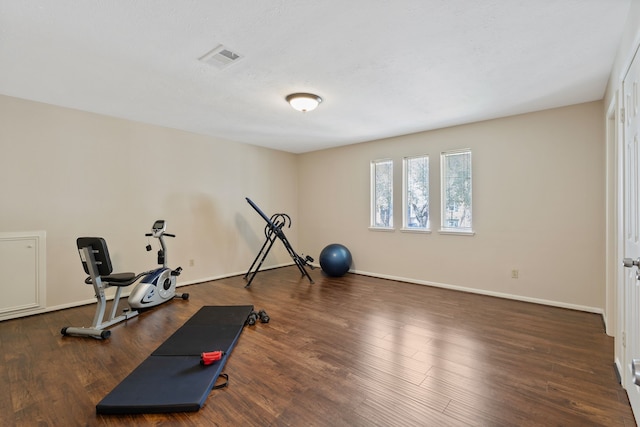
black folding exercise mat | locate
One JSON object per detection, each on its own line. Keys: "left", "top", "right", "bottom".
{"left": 96, "top": 305, "right": 254, "bottom": 415}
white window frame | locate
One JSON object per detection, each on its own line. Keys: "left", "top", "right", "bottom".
{"left": 370, "top": 159, "right": 394, "bottom": 230}
{"left": 402, "top": 155, "right": 430, "bottom": 232}
{"left": 440, "top": 149, "right": 474, "bottom": 235}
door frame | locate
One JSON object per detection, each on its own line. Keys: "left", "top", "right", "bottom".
{"left": 608, "top": 90, "right": 624, "bottom": 378}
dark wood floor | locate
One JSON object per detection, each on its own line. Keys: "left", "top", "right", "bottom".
{"left": 0, "top": 266, "right": 635, "bottom": 426}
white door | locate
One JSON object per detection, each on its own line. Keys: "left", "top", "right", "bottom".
{"left": 622, "top": 47, "right": 640, "bottom": 418}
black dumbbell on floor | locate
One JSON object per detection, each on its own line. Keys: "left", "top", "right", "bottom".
{"left": 247, "top": 310, "right": 258, "bottom": 325}
{"left": 257, "top": 309, "right": 269, "bottom": 323}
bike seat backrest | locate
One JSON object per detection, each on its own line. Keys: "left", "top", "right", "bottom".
{"left": 76, "top": 237, "right": 114, "bottom": 277}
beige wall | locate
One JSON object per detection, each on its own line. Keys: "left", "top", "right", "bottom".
{"left": 0, "top": 94, "right": 298, "bottom": 310}
{"left": 0, "top": 98, "right": 608, "bottom": 313}
{"left": 298, "top": 102, "right": 605, "bottom": 311}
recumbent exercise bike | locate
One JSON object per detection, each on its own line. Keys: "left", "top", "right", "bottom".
{"left": 61, "top": 220, "right": 188, "bottom": 339}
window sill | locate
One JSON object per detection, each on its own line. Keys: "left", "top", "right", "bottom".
{"left": 368, "top": 226, "right": 395, "bottom": 232}
{"left": 400, "top": 228, "right": 431, "bottom": 234}
{"left": 438, "top": 228, "right": 475, "bottom": 236}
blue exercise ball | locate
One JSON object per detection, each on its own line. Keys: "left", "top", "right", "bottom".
{"left": 319, "top": 243, "right": 352, "bottom": 277}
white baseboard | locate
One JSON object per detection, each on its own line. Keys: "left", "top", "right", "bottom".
{"left": 351, "top": 268, "right": 603, "bottom": 314}
{"left": 6, "top": 263, "right": 602, "bottom": 322}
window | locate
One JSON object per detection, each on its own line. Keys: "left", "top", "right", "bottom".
{"left": 403, "top": 155, "right": 429, "bottom": 230}
{"left": 441, "top": 149, "right": 472, "bottom": 232}
{"left": 371, "top": 159, "right": 393, "bottom": 228}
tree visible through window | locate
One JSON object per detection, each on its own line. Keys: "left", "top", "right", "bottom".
{"left": 441, "top": 149, "right": 472, "bottom": 231}
{"left": 371, "top": 159, "right": 393, "bottom": 228}
{"left": 403, "top": 155, "right": 429, "bottom": 230}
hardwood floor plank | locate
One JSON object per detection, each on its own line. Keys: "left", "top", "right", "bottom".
{"left": 355, "top": 396, "right": 463, "bottom": 427}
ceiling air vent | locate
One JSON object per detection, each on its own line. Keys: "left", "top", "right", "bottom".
{"left": 198, "top": 45, "right": 244, "bottom": 69}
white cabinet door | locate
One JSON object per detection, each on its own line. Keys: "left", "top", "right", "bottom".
{"left": 0, "top": 232, "right": 46, "bottom": 319}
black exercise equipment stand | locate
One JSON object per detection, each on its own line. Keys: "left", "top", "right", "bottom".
{"left": 243, "top": 197, "right": 314, "bottom": 287}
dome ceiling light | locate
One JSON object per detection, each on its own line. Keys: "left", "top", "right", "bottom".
{"left": 286, "top": 93, "right": 322, "bottom": 112}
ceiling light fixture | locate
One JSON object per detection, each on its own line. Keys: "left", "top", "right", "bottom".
{"left": 286, "top": 93, "right": 322, "bottom": 112}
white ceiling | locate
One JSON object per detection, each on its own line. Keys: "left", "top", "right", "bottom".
{"left": 0, "top": 1, "right": 632, "bottom": 153}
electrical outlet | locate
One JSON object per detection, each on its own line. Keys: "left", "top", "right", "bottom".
{"left": 189, "top": 259, "right": 194, "bottom": 267}
{"left": 511, "top": 269, "right": 519, "bottom": 279}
